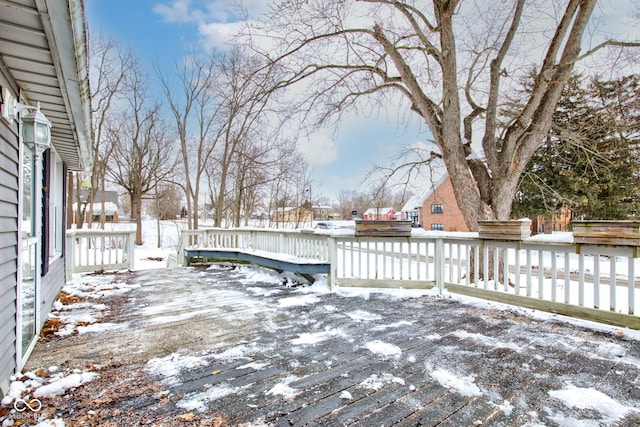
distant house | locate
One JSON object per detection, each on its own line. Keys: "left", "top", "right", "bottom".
{"left": 76, "top": 190, "right": 120, "bottom": 223}
{"left": 272, "top": 205, "right": 313, "bottom": 224}
{"left": 312, "top": 205, "right": 338, "bottom": 221}
{"left": 530, "top": 205, "right": 572, "bottom": 234}
{"left": 401, "top": 175, "right": 469, "bottom": 232}
{"left": 363, "top": 207, "right": 396, "bottom": 221}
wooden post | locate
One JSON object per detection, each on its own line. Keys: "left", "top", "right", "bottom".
{"left": 435, "top": 237, "right": 444, "bottom": 292}
{"left": 327, "top": 236, "right": 337, "bottom": 291}
{"left": 127, "top": 230, "right": 136, "bottom": 270}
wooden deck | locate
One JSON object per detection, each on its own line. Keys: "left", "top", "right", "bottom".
{"left": 21, "top": 265, "right": 640, "bottom": 426}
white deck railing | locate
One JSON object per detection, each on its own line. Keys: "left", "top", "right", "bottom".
{"left": 177, "top": 228, "right": 640, "bottom": 329}
{"left": 66, "top": 230, "right": 136, "bottom": 276}
{"left": 177, "top": 229, "right": 331, "bottom": 265}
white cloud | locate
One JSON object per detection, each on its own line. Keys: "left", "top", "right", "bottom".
{"left": 153, "top": 0, "right": 193, "bottom": 24}
{"left": 198, "top": 21, "right": 250, "bottom": 50}
{"left": 154, "top": 0, "right": 270, "bottom": 49}
{"left": 297, "top": 134, "right": 339, "bottom": 167}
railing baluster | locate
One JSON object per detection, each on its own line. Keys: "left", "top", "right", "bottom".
{"left": 579, "top": 253, "right": 585, "bottom": 307}
{"left": 515, "top": 248, "right": 521, "bottom": 295}
{"left": 551, "top": 251, "right": 557, "bottom": 302}
{"left": 628, "top": 259, "right": 635, "bottom": 315}
{"left": 503, "top": 248, "right": 509, "bottom": 292}
{"left": 594, "top": 254, "right": 600, "bottom": 309}
{"left": 564, "top": 253, "right": 571, "bottom": 304}
{"left": 524, "top": 249, "right": 531, "bottom": 297}
{"left": 610, "top": 257, "right": 617, "bottom": 312}
{"left": 538, "top": 250, "right": 544, "bottom": 299}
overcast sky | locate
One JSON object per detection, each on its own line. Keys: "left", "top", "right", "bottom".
{"left": 85, "top": 0, "right": 639, "bottom": 202}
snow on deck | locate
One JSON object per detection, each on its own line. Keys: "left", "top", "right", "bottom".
{"left": 8, "top": 264, "right": 640, "bottom": 426}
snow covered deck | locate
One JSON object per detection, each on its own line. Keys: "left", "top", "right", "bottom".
{"left": 10, "top": 265, "right": 640, "bottom": 426}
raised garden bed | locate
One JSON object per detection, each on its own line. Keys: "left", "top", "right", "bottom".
{"left": 478, "top": 219, "right": 532, "bottom": 241}
{"left": 355, "top": 220, "right": 412, "bottom": 237}
{"left": 572, "top": 220, "right": 640, "bottom": 247}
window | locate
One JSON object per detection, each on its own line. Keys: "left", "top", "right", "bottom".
{"left": 431, "top": 224, "right": 444, "bottom": 231}
{"left": 47, "top": 150, "right": 64, "bottom": 261}
{"left": 431, "top": 204, "right": 443, "bottom": 214}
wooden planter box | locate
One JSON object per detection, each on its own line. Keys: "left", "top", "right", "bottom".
{"left": 355, "top": 220, "right": 412, "bottom": 237}
{"left": 572, "top": 220, "right": 640, "bottom": 247}
{"left": 478, "top": 219, "right": 531, "bottom": 241}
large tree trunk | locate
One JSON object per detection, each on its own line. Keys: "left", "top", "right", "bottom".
{"left": 131, "top": 192, "right": 143, "bottom": 246}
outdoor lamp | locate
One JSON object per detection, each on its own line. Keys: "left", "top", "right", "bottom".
{"left": 1, "top": 88, "right": 52, "bottom": 156}
{"left": 20, "top": 102, "right": 52, "bottom": 156}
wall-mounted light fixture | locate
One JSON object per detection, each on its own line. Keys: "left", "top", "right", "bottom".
{"left": 1, "top": 88, "right": 52, "bottom": 156}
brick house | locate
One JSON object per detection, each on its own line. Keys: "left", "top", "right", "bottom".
{"left": 530, "top": 205, "right": 572, "bottom": 234}
{"left": 402, "top": 175, "right": 469, "bottom": 232}
{"left": 363, "top": 207, "right": 396, "bottom": 221}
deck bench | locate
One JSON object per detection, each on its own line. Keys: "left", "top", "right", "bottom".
{"left": 184, "top": 248, "right": 330, "bottom": 283}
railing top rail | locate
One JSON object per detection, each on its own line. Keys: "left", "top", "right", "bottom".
{"left": 178, "top": 228, "right": 640, "bottom": 257}
{"left": 66, "top": 229, "right": 136, "bottom": 237}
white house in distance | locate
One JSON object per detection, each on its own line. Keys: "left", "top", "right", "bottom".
{"left": 0, "top": 0, "right": 92, "bottom": 395}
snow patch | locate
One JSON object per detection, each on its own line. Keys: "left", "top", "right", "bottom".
{"left": 431, "top": 369, "right": 481, "bottom": 397}
{"left": 146, "top": 353, "right": 208, "bottom": 385}
{"left": 358, "top": 373, "right": 405, "bottom": 390}
{"left": 236, "top": 361, "right": 269, "bottom": 370}
{"left": 345, "top": 309, "right": 382, "bottom": 321}
{"left": 266, "top": 376, "right": 300, "bottom": 399}
{"left": 365, "top": 340, "right": 402, "bottom": 359}
{"left": 340, "top": 390, "right": 353, "bottom": 400}
{"left": 33, "top": 372, "right": 97, "bottom": 398}
{"left": 246, "top": 286, "right": 282, "bottom": 296}
{"left": 212, "top": 345, "right": 252, "bottom": 361}
{"left": 77, "top": 322, "right": 127, "bottom": 334}
{"left": 291, "top": 329, "right": 343, "bottom": 345}
{"left": 371, "top": 320, "right": 414, "bottom": 331}
{"left": 451, "top": 330, "right": 521, "bottom": 351}
{"left": 548, "top": 385, "right": 639, "bottom": 423}
{"left": 177, "top": 384, "right": 238, "bottom": 412}
{"left": 278, "top": 294, "right": 321, "bottom": 307}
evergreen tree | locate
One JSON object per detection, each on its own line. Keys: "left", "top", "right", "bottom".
{"left": 513, "top": 74, "right": 640, "bottom": 220}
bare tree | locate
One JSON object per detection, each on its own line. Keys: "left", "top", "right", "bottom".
{"left": 107, "top": 68, "right": 178, "bottom": 245}
{"left": 85, "top": 35, "right": 135, "bottom": 229}
{"left": 206, "top": 46, "right": 284, "bottom": 227}
{"left": 157, "top": 54, "right": 221, "bottom": 230}
{"left": 248, "top": 0, "right": 639, "bottom": 230}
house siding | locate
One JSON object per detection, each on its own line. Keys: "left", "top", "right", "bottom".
{"left": 420, "top": 176, "right": 469, "bottom": 232}
{"left": 0, "top": 0, "right": 92, "bottom": 399}
{"left": 0, "top": 77, "right": 20, "bottom": 396}
{"left": 40, "top": 258, "right": 65, "bottom": 320}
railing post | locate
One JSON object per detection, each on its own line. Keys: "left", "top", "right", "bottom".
{"left": 327, "top": 236, "right": 337, "bottom": 290}
{"left": 435, "top": 237, "right": 445, "bottom": 292}
{"left": 65, "top": 230, "right": 76, "bottom": 278}
{"left": 127, "top": 231, "right": 136, "bottom": 270}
